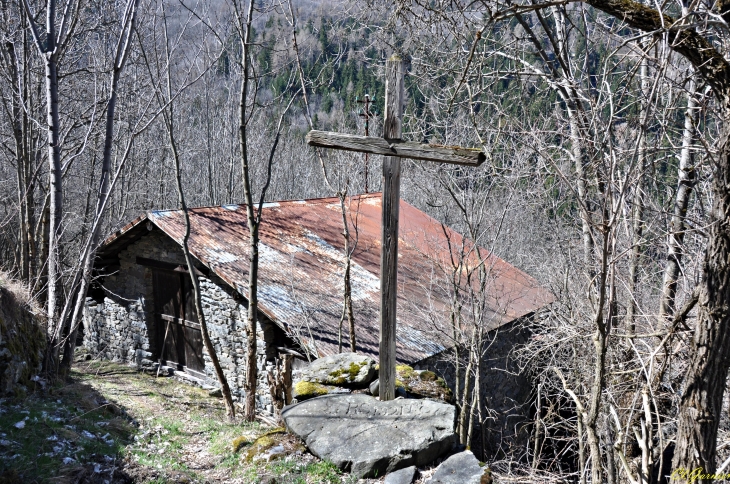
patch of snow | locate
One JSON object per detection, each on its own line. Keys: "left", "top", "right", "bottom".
{"left": 13, "top": 421, "right": 25, "bottom": 429}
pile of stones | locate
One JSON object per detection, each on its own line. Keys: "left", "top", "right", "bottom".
{"left": 291, "top": 352, "right": 452, "bottom": 403}
{"left": 282, "top": 352, "right": 490, "bottom": 483}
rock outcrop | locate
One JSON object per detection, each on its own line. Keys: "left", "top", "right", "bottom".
{"left": 294, "top": 352, "right": 376, "bottom": 388}
{"left": 425, "top": 451, "right": 486, "bottom": 484}
{"left": 282, "top": 393, "right": 457, "bottom": 477}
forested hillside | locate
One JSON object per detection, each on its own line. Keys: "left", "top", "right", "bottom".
{"left": 1, "top": 0, "right": 729, "bottom": 482}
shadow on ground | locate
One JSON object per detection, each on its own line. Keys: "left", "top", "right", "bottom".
{"left": 0, "top": 368, "right": 137, "bottom": 484}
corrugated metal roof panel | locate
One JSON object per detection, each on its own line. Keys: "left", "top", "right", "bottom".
{"left": 102, "top": 193, "right": 554, "bottom": 364}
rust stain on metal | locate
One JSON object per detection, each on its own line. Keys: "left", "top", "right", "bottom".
{"left": 98, "top": 193, "right": 554, "bottom": 364}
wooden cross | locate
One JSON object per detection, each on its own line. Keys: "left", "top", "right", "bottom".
{"left": 306, "top": 55, "right": 485, "bottom": 401}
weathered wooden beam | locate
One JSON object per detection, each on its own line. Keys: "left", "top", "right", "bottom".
{"left": 136, "top": 256, "right": 206, "bottom": 276}
{"left": 379, "top": 55, "right": 404, "bottom": 402}
{"left": 306, "top": 130, "right": 485, "bottom": 167}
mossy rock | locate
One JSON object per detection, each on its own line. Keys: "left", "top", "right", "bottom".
{"left": 232, "top": 436, "right": 250, "bottom": 453}
{"left": 395, "top": 365, "right": 415, "bottom": 380}
{"left": 481, "top": 467, "right": 493, "bottom": 484}
{"left": 245, "top": 435, "right": 278, "bottom": 462}
{"left": 293, "top": 381, "right": 329, "bottom": 401}
{"left": 297, "top": 352, "right": 376, "bottom": 388}
{"left": 263, "top": 427, "right": 286, "bottom": 437}
{"left": 389, "top": 367, "right": 455, "bottom": 403}
{"left": 419, "top": 370, "right": 437, "bottom": 381}
{"left": 244, "top": 430, "right": 290, "bottom": 463}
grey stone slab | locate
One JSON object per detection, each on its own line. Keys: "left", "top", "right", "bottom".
{"left": 384, "top": 465, "right": 417, "bottom": 484}
{"left": 282, "top": 393, "right": 456, "bottom": 478}
{"left": 426, "top": 451, "right": 484, "bottom": 484}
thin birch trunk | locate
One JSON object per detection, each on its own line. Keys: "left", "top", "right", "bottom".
{"left": 659, "top": 79, "right": 697, "bottom": 318}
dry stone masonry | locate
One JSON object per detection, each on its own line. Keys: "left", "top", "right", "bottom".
{"left": 82, "top": 228, "right": 280, "bottom": 413}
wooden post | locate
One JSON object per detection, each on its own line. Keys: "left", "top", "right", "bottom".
{"left": 379, "top": 55, "right": 404, "bottom": 401}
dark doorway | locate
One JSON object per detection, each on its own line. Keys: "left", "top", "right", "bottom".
{"left": 152, "top": 269, "right": 205, "bottom": 377}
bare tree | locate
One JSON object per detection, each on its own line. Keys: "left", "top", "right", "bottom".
{"left": 232, "top": 0, "right": 298, "bottom": 421}
{"left": 143, "top": 0, "right": 237, "bottom": 418}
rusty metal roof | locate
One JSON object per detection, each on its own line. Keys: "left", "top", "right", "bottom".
{"left": 99, "top": 194, "right": 554, "bottom": 364}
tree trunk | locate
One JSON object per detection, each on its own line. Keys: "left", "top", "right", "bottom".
{"left": 158, "top": 12, "right": 236, "bottom": 416}
{"left": 243, "top": 230, "right": 260, "bottom": 421}
{"left": 671, "top": 121, "right": 730, "bottom": 477}
{"left": 44, "top": 50, "right": 63, "bottom": 373}
{"left": 626, "top": 52, "right": 650, "bottom": 334}
{"left": 237, "top": 0, "right": 258, "bottom": 422}
{"left": 338, "top": 193, "right": 356, "bottom": 352}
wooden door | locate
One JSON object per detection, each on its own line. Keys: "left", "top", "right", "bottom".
{"left": 181, "top": 277, "right": 205, "bottom": 372}
{"left": 152, "top": 269, "right": 205, "bottom": 375}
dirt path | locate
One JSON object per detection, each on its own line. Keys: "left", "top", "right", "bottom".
{"left": 0, "top": 360, "right": 367, "bottom": 483}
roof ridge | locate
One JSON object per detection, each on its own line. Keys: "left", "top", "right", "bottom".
{"left": 146, "top": 192, "right": 383, "bottom": 214}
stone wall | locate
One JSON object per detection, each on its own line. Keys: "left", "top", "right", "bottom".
{"left": 83, "top": 227, "right": 277, "bottom": 412}
{"left": 0, "top": 282, "right": 45, "bottom": 396}
{"left": 414, "top": 319, "right": 533, "bottom": 461}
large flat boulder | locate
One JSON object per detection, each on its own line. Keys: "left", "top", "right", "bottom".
{"left": 295, "top": 352, "right": 376, "bottom": 387}
{"left": 282, "top": 394, "right": 457, "bottom": 477}
{"left": 426, "top": 451, "right": 485, "bottom": 484}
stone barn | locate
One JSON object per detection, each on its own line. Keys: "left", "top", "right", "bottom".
{"left": 83, "top": 193, "right": 553, "bottom": 457}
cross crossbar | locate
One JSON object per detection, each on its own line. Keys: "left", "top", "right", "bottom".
{"left": 306, "top": 131, "right": 485, "bottom": 166}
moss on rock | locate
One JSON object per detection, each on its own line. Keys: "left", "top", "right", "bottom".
{"left": 293, "top": 381, "right": 329, "bottom": 400}
{"left": 232, "top": 436, "right": 250, "bottom": 453}
{"left": 395, "top": 364, "right": 415, "bottom": 380}
{"left": 328, "top": 361, "right": 368, "bottom": 385}
{"left": 348, "top": 361, "right": 365, "bottom": 380}
{"left": 419, "top": 370, "right": 437, "bottom": 381}
{"left": 245, "top": 435, "right": 277, "bottom": 462}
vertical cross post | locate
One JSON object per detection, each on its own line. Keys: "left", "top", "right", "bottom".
{"left": 379, "top": 55, "right": 404, "bottom": 401}
{"left": 305, "top": 53, "right": 483, "bottom": 400}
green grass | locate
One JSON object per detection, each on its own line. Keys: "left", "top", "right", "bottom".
{"left": 263, "top": 459, "right": 345, "bottom": 484}
{"left": 0, "top": 360, "right": 357, "bottom": 483}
